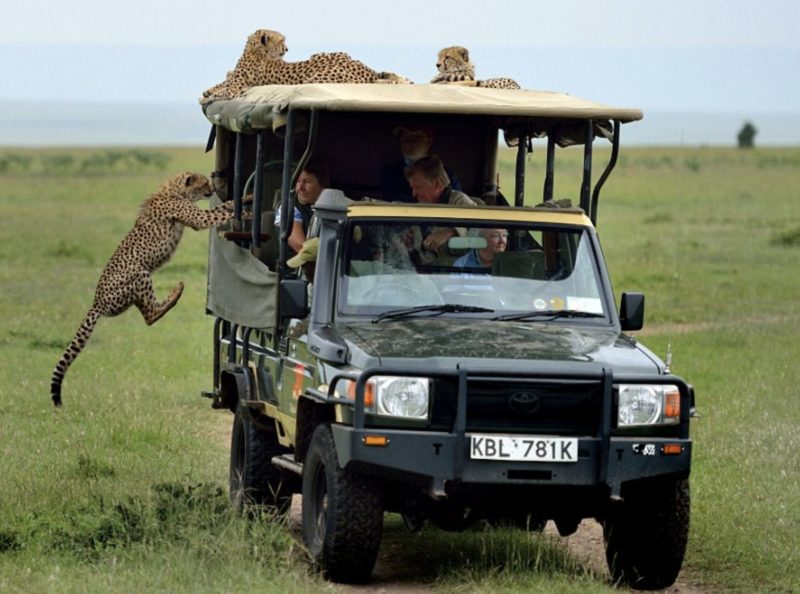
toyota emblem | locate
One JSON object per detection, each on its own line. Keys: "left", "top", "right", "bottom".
{"left": 508, "top": 391, "right": 541, "bottom": 415}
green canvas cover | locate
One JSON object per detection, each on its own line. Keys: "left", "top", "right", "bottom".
{"left": 206, "top": 199, "right": 277, "bottom": 329}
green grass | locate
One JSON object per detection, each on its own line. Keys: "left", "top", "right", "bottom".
{"left": 544, "top": 145, "right": 800, "bottom": 593}
{"left": 0, "top": 147, "right": 319, "bottom": 593}
{"left": 378, "top": 515, "right": 608, "bottom": 593}
{"left": 1, "top": 144, "right": 799, "bottom": 592}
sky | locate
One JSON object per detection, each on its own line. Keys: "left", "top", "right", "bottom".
{"left": 1, "top": 0, "right": 799, "bottom": 144}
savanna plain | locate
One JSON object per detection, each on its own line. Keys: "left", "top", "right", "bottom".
{"left": 1, "top": 145, "right": 798, "bottom": 593}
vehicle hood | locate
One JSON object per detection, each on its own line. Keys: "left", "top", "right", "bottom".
{"left": 338, "top": 318, "right": 660, "bottom": 374}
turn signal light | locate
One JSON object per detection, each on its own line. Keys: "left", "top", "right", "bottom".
{"left": 662, "top": 444, "right": 683, "bottom": 456}
{"left": 664, "top": 390, "right": 681, "bottom": 419}
{"left": 362, "top": 435, "right": 389, "bottom": 447}
{"left": 346, "top": 381, "right": 375, "bottom": 407}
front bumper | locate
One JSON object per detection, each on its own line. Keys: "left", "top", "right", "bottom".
{"left": 331, "top": 425, "right": 691, "bottom": 498}
{"left": 326, "top": 364, "right": 693, "bottom": 499}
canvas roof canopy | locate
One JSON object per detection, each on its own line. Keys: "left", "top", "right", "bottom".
{"left": 202, "top": 83, "right": 643, "bottom": 145}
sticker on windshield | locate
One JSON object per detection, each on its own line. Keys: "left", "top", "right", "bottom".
{"left": 533, "top": 298, "right": 547, "bottom": 310}
{"left": 566, "top": 297, "right": 603, "bottom": 314}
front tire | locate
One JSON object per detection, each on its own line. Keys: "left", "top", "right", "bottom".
{"left": 603, "top": 477, "right": 690, "bottom": 590}
{"left": 229, "top": 404, "right": 293, "bottom": 515}
{"left": 302, "top": 424, "right": 384, "bottom": 583}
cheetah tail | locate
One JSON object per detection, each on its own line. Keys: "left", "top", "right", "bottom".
{"left": 51, "top": 307, "right": 102, "bottom": 407}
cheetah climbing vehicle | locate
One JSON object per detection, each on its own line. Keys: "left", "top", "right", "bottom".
{"left": 200, "top": 83, "right": 694, "bottom": 589}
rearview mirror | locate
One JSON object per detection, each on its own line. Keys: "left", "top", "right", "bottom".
{"left": 279, "top": 279, "right": 309, "bottom": 320}
{"left": 620, "top": 292, "right": 645, "bottom": 331}
{"left": 448, "top": 236, "right": 487, "bottom": 250}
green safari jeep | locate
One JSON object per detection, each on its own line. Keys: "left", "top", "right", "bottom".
{"left": 200, "top": 83, "right": 694, "bottom": 589}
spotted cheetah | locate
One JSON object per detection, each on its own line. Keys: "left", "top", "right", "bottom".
{"left": 201, "top": 29, "right": 411, "bottom": 104}
{"left": 50, "top": 172, "right": 234, "bottom": 407}
{"left": 430, "top": 46, "right": 521, "bottom": 90}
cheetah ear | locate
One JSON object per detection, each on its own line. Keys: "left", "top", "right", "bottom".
{"left": 260, "top": 34, "right": 267, "bottom": 46}
{"left": 459, "top": 47, "right": 470, "bottom": 62}
{"left": 185, "top": 173, "right": 194, "bottom": 187}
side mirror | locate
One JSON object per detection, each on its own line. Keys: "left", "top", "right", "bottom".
{"left": 619, "top": 292, "right": 645, "bottom": 331}
{"left": 279, "top": 279, "right": 309, "bottom": 320}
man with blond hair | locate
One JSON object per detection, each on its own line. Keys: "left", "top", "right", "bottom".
{"left": 404, "top": 155, "right": 480, "bottom": 252}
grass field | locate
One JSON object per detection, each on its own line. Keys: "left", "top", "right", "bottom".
{"left": 1, "top": 144, "right": 799, "bottom": 593}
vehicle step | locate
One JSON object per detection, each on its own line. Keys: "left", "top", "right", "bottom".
{"left": 272, "top": 454, "right": 303, "bottom": 475}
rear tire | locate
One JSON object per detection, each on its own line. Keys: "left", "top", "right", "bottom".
{"left": 603, "top": 478, "right": 690, "bottom": 590}
{"left": 229, "top": 404, "right": 293, "bottom": 515}
{"left": 302, "top": 424, "right": 384, "bottom": 583}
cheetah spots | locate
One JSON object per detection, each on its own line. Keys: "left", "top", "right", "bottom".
{"left": 50, "top": 173, "right": 232, "bottom": 407}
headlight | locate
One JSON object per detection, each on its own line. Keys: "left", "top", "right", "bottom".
{"left": 617, "top": 384, "right": 680, "bottom": 426}
{"left": 339, "top": 375, "right": 430, "bottom": 420}
{"left": 373, "top": 376, "right": 429, "bottom": 419}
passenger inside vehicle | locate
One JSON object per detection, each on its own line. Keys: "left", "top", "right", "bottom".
{"left": 403, "top": 156, "right": 480, "bottom": 257}
{"left": 380, "top": 126, "right": 461, "bottom": 202}
{"left": 453, "top": 228, "right": 508, "bottom": 271}
{"left": 274, "top": 156, "right": 329, "bottom": 255}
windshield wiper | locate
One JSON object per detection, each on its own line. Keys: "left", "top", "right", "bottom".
{"left": 492, "top": 309, "right": 605, "bottom": 322}
{"left": 372, "top": 304, "right": 495, "bottom": 323}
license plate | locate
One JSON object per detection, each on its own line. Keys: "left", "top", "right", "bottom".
{"left": 469, "top": 434, "right": 578, "bottom": 463}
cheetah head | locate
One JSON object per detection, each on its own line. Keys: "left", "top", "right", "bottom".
{"left": 173, "top": 171, "right": 214, "bottom": 201}
{"left": 246, "top": 29, "right": 288, "bottom": 60}
{"left": 436, "top": 46, "right": 471, "bottom": 74}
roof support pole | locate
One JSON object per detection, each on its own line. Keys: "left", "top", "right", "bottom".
{"left": 580, "top": 119, "right": 593, "bottom": 215}
{"left": 278, "top": 109, "right": 296, "bottom": 279}
{"left": 232, "top": 133, "right": 244, "bottom": 227}
{"left": 591, "top": 120, "right": 621, "bottom": 226}
{"left": 514, "top": 131, "right": 528, "bottom": 207}
{"left": 292, "top": 109, "right": 320, "bottom": 188}
{"left": 543, "top": 131, "right": 556, "bottom": 202}
{"left": 251, "top": 129, "right": 266, "bottom": 251}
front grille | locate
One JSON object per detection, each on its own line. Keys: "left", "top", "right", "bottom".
{"left": 430, "top": 378, "right": 603, "bottom": 436}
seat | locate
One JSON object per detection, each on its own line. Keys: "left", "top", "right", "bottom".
{"left": 491, "top": 250, "right": 545, "bottom": 279}
{"left": 255, "top": 210, "right": 279, "bottom": 269}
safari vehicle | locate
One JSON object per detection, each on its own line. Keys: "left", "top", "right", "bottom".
{"left": 200, "top": 84, "right": 694, "bottom": 589}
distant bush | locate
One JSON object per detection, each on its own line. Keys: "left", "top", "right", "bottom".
{"left": 683, "top": 157, "right": 702, "bottom": 172}
{"left": 756, "top": 152, "right": 800, "bottom": 168}
{"left": 0, "top": 149, "right": 171, "bottom": 176}
{"left": 771, "top": 226, "right": 800, "bottom": 247}
{"left": 41, "top": 154, "right": 76, "bottom": 174}
{"left": 78, "top": 149, "right": 169, "bottom": 174}
{"left": 128, "top": 148, "right": 170, "bottom": 170}
{"left": 0, "top": 153, "right": 33, "bottom": 173}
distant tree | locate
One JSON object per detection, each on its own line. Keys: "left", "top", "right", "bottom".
{"left": 737, "top": 121, "right": 757, "bottom": 149}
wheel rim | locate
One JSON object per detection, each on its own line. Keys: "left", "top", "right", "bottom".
{"left": 310, "top": 463, "right": 328, "bottom": 549}
{"left": 230, "top": 418, "right": 245, "bottom": 506}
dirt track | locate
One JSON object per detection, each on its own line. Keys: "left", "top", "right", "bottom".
{"left": 544, "top": 520, "right": 706, "bottom": 594}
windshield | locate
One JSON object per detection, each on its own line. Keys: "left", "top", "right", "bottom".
{"left": 337, "top": 218, "right": 609, "bottom": 322}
